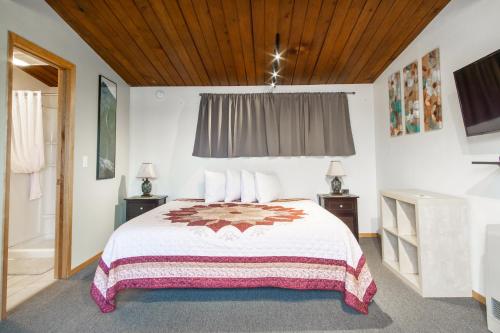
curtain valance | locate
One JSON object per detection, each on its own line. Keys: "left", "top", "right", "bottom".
{"left": 192, "top": 92, "right": 355, "bottom": 158}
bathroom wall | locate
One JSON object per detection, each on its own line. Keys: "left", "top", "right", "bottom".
{"left": 9, "top": 66, "right": 57, "bottom": 246}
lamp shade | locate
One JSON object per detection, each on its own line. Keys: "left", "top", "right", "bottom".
{"left": 137, "top": 163, "right": 157, "bottom": 179}
{"left": 326, "top": 161, "right": 346, "bottom": 177}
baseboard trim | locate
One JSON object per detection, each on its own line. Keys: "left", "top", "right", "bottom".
{"left": 472, "top": 290, "right": 486, "bottom": 305}
{"left": 69, "top": 252, "right": 102, "bottom": 277}
{"left": 359, "top": 233, "right": 379, "bottom": 238}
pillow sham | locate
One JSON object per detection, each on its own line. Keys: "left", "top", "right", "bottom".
{"left": 204, "top": 171, "right": 226, "bottom": 203}
{"left": 225, "top": 169, "right": 241, "bottom": 202}
{"left": 240, "top": 170, "right": 256, "bottom": 203}
{"left": 254, "top": 172, "right": 281, "bottom": 203}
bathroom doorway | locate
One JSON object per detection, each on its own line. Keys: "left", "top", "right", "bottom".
{"left": 2, "top": 32, "right": 75, "bottom": 318}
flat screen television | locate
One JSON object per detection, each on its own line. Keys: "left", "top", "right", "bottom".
{"left": 454, "top": 49, "right": 500, "bottom": 136}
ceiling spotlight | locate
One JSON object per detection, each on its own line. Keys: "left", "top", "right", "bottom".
{"left": 273, "top": 51, "right": 281, "bottom": 62}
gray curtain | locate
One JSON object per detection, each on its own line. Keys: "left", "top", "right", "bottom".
{"left": 192, "top": 92, "right": 355, "bottom": 157}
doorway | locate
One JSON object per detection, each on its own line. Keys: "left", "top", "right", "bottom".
{"left": 2, "top": 32, "right": 75, "bottom": 318}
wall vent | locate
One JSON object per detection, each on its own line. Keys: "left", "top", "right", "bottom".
{"left": 493, "top": 297, "right": 500, "bottom": 320}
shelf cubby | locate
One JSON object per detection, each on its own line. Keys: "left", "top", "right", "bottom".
{"left": 397, "top": 201, "right": 417, "bottom": 237}
{"left": 381, "top": 196, "right": 397, "bottom": 231}
{"left": 382, "top": 229, "right": 399, "bottom": 271}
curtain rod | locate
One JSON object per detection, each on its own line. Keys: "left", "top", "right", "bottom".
{"left": 199, "top": 91, "right": 356, "bottom": 96}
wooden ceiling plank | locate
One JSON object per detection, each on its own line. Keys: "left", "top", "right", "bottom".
{"left": 46, "top": 0, "right": 143, "bottom": 85}
{"left": 356, "top": 0, "right": 431, "bottom": 82}
{"left": 276, "top": 0, "right": 295, "bottom": 85}
{"left": 297, "top": 0, "right": 337, "bottom": 85}
{"left": 86, "top": 0, "right": 171, "bottom": 85}
{"left": 281, "top": 0, "right": 309, "bottom": 85}
{"left": 309, "top": 0, "right": 352, "bottom": 84}
{"left": 160, "top": 0, "right": 213, "bottom": 85}
{"left": 328, "top": 0, "right": 382, "bottom": 83}
{"left": 315, "top": 0, "right": 367, "bottom": 84}
{"left": 104, "top": 0, "right": 186, "bottom": 85}
{"left": 20, "top": 65, "right": 58, "bottom": 87}
{"left": 187, "top": 0, "right": 229, "bottom": 85}
{"left": 369, "top": 0, "right": 450, "bottom": 83}
{"left": 334, "top": 0, "right": 394, "bottom": 83}
{"left": 251, "top": 0, "right": 266, "bottom": 85}
{"left": 130, "top": 0, "right": 199, "bottom": 85}
{"left": 264, "top": 0, "right": 280, "bottom": 85}
{"left": 235, "top": 0, "right": 256, "bottom": 85}
{"left": 175, "top": 0, "right": 220, "bottom": 85}
{"left": 222, "top": 0, "right": 248, "bottom": 85}
{"left": 291, "top": 0, "right": 327, "bottom": 85}
{"left": 343, "top": 0, "right": 411, "bottom": 83}
{"left": 148, "top": 0, "right": 210, "bottom": 85}
{"left": 206, "top": 0, "right": 239, "bottom": 85}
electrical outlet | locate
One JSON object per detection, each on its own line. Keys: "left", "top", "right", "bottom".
{"left": 82, "top": 155, "right": 88, "bottom": 168}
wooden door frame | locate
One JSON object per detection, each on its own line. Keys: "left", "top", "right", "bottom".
{"left": 1, "top": 32, "right": 75, "bottom": 319}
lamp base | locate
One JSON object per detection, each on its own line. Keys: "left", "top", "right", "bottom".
{"left": 141, "top": 178, "right": 152, "bottom": 197}
{"left": 330, "top": 176, "right": 342, "bottom": 195}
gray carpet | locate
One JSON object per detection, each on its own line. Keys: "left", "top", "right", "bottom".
{"left": 0, "top": 239, "right": 488, "bottom": 332}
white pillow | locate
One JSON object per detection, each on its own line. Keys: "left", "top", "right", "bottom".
{"left": 254, "top": 172, "right": 281, "bottom": 203}
{"left": 225, "top": 170, "right": 241, "bottom": 202}
{"left": 240, "top": 170, "right": 256, "bottom": 203}
{"left": 204, "top": 171, "right": 226, "bottom": 203}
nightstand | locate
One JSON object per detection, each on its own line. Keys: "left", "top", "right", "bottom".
{"left": 318, "top": 194, "right": 359, "bottom": 240}
{"left": 124, "top": 195, "right": 167, "bottom": 221}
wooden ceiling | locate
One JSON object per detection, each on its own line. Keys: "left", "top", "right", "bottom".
{"left": 20, "top": 65, "right": 58, "bottom": 87}
{"left": 46, "top": 0, "right": 450, "bottom": 86}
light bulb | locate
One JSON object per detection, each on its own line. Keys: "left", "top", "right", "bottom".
{"left": 273, "top": 51, "right": 281, "bottom": 62}
{"left": 272, "top": 71, "right": 278, "bottom": 78}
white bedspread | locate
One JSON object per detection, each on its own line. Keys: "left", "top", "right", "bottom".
{"left": 91, "top": 199, "right": 376, "bottom": 314}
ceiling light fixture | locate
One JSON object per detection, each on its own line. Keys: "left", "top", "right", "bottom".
{"left": 270, "top": 33, "right": 280, "bottom": 89}
{"left": 13, "top": 57, "right": 29, "bottom": 67}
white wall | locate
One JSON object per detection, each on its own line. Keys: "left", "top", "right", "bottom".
{"left": 9, "top": 66, "right": 57, "bottom": 246}
{"left": 0, "top": 1, "right": 130, "bottom": 269}
{"left": 129, "top": 85, "right": 379, "bottom": 233}
{"left": 373, "top": 0, "right": 500, "bottom": 295}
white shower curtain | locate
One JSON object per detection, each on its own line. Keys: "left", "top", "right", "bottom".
{"left": 11, "top": 90, "right": 45, "bottom": 200}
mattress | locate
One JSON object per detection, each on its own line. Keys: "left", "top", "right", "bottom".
{"left": 91, "top": 199, "right": 376, "bottom": 314}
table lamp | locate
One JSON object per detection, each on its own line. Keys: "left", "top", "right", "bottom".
{"left": 326, "top": 161, "right": 345, "bottom": 195}
{"left": 137, "top": 163, "right": 156, "bottom": 197}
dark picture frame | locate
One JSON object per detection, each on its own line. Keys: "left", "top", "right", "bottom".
{"left": 96, "top": 75, "right": 117, "bottom": 180}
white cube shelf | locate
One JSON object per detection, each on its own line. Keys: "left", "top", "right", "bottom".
{"left": 380, "top": 189, "right": 470, "bottom": 297}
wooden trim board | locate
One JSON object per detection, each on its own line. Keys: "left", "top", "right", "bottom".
{"left": 1, "top": 32, "right": 76, "bottom": 320}
{"left": 472, "top": 290, "right": 486, "bottom": 305}
{"left": 69, "top": 252, "right": 103, "bottom": 277}
{"left": 359, "top": 233, "right": 379, "bottom": 238}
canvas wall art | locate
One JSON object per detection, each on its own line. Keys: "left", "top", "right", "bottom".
{"left": 403, "top": 61, "right": 420, "bottom": 134}
{"left": 97, "top": 75, "right": 117, "bottom": 180}
{"left": 389, "top": 71, "right": 403, "bottom": 136}
{"left": 422, "top": 48, "right": 442, "bottom": 130}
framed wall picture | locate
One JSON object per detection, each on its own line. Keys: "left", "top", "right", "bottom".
{"left": 389, "top": 71, "right": 403, "bottom": 136}
{"left": 422, "top": 48, "right": 442, "bottom": 131}
{"left": 403, "top": 61, "right": 420, "bottom": 134}
{"left": 97, "top": 75, "right": 117, "bottom": 180}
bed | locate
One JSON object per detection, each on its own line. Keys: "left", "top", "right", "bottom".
{"left": 91, "top": 199, "right": 377, "bottom": 314}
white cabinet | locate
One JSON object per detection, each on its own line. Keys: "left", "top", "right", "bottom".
{"left": 380, "top": 189, "right": 470, "bottom": 297}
